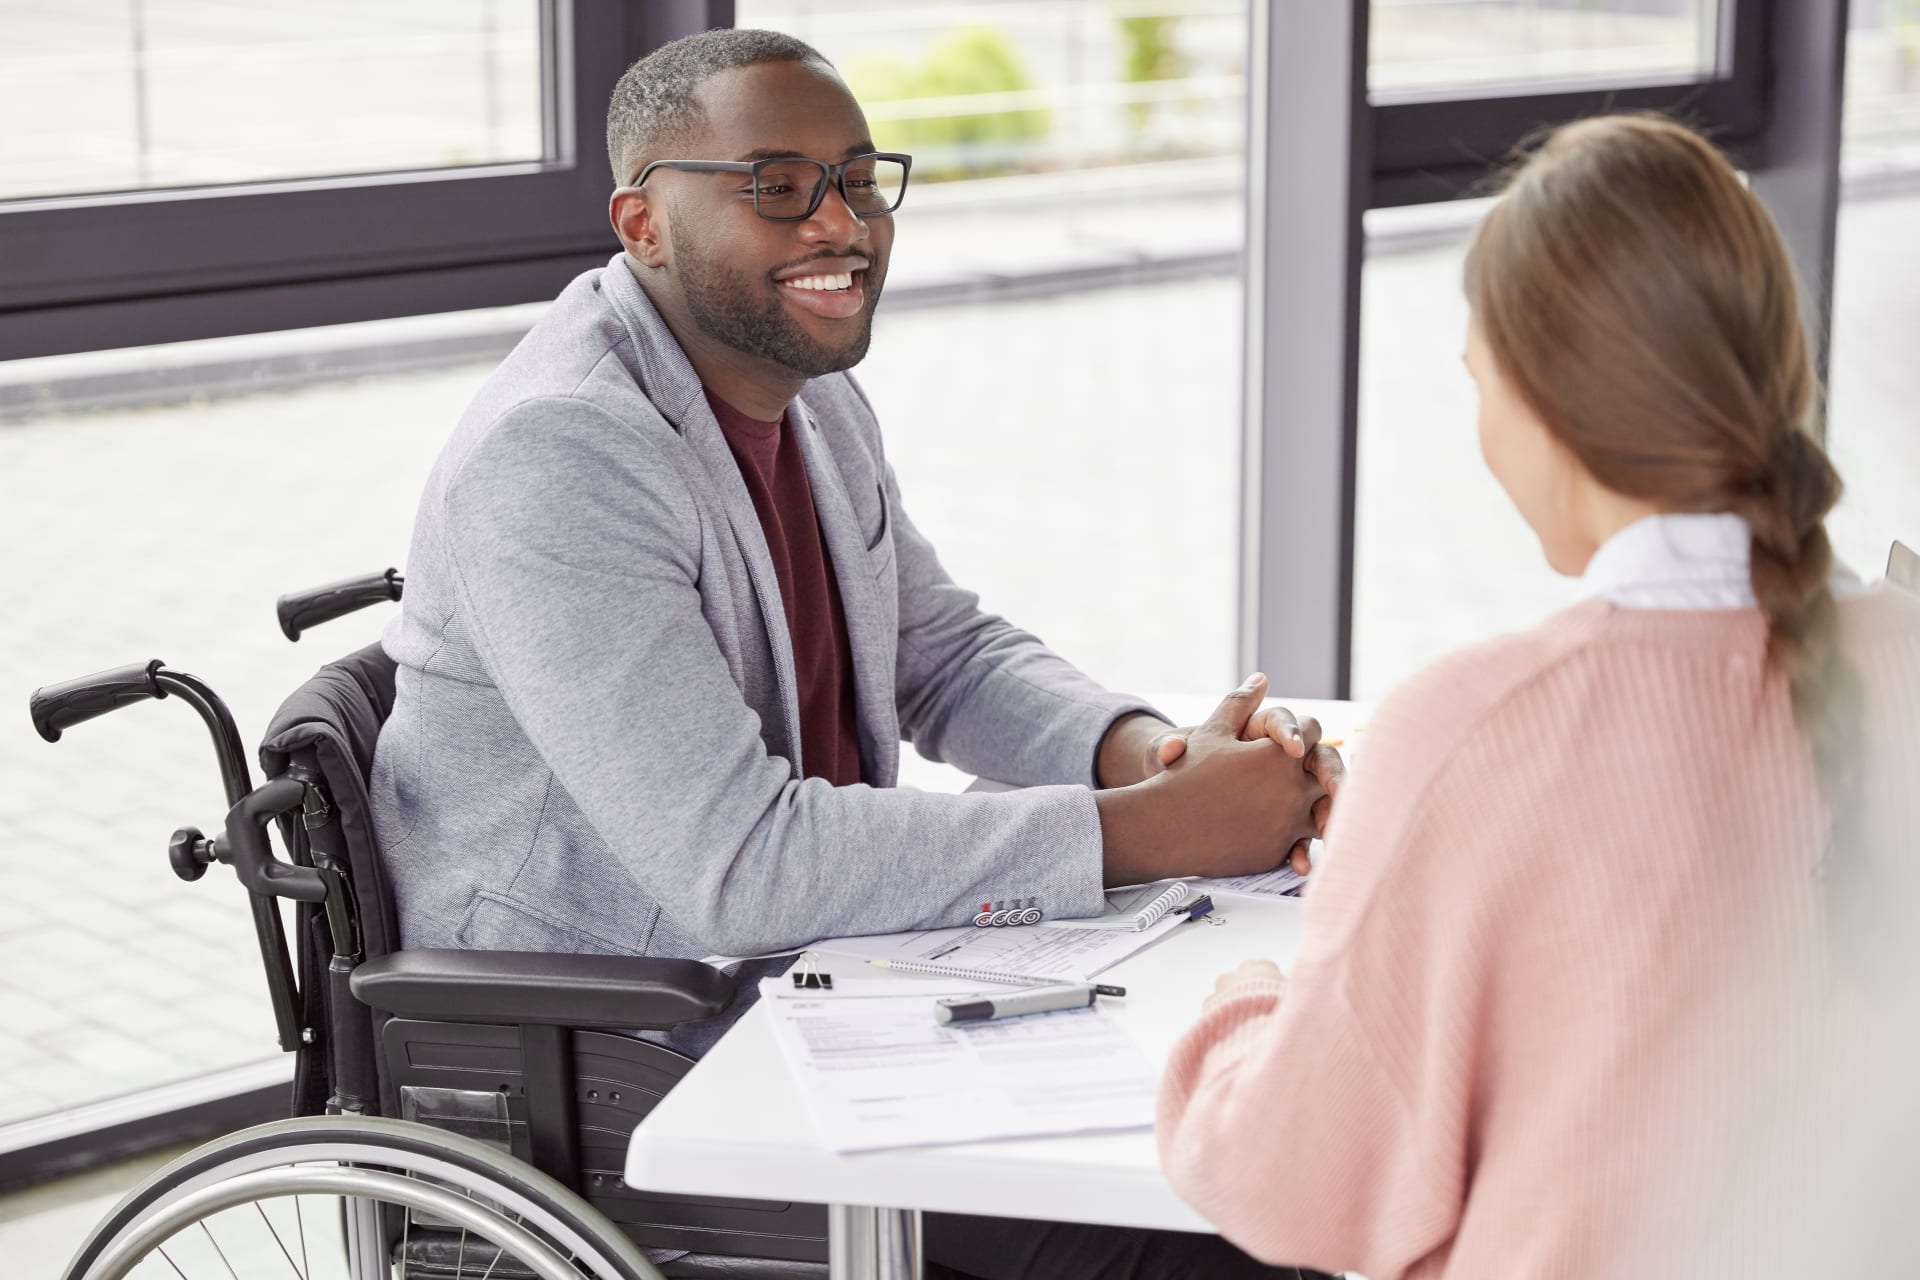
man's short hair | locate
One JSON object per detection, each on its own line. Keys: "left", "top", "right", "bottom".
{"left": 606, "top": 28, "right": 835, "bottom": 186}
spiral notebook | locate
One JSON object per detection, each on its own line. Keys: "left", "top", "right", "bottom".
{"left": 1048, "top": 879, "right": 1201, "bottom": 931}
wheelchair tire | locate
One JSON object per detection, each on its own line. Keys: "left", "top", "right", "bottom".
{"left": 62, "top": 1114, "right": 666, "bottom": 1280}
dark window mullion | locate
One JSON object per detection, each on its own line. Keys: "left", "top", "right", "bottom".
{"left": 0, "top": 0, "right": 684, "bottom": 357}
{"left": 1367, "top": 0, "right": 1770, "bottom": 209}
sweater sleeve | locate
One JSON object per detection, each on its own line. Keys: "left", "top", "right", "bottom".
{"left": 1156, "top": 956, "right": 1460, "bottom": 1277}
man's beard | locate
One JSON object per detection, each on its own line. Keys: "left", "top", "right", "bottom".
{"left": 675, "top": 232, "right": 878, "bottom": 378}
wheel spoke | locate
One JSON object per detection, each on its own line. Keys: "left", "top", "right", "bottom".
{"left": 256, "top": 1200, "right": 307, "bottom": 1278}
{"left": 295, "top": 1194, "right": 309, "bottom": 1280}
{"left": 199, "top": 1220, "right": 242, "bottom": 1280}
{"left": 75, "top": 1122, "right": 642, "bottom": 1280}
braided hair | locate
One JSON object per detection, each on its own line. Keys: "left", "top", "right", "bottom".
{"left": 1462, "top": 114, "right": 1865, "bottom": 942}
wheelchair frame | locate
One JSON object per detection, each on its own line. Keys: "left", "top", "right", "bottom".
{"left": 29, "top": 570, "right": 832, "bottom": 1280}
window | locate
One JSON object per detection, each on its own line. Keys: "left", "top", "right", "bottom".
{"left": 1370, "top": 0, "right": 1726, "bottom": 95}
{"left": 1368, "top": 0, "right": 1765, "bottom": 208}
{"left": 0, "top": 1, "right": 667, "bottom": 359}
{"left": 0, "top": 2, "right": 545, "bottom": 202}
{"left": 1, "top": 332, "right": 499, "bottom": 1132}
{"left": 740, "top": 0, "right": 1251, "bottom": 712}
{"left": 1349, "top": 206, "right": 1588, "bottom": 698}
{"left": 1843, "top": 0, "right": 1920, "bottom": 182}
{"left": 1826, "top": 3, "right": 1920, "bottom": 575}
{"left": 1349, "top": 1, "right": 1920, "bottom": 697}
{"left": 0, "top": 0, "right": 730, "bottom": 1168}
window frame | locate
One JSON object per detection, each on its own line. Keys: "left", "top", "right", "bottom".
{"left": 0, "top": 1, "right": 728, "bottom": 360}
{"left": 1242, "top": 0, "right": 1850, "bottom": 698}
{"left": 1368, "top": 0, "right": 1769, "bottom": 208}
{"left": 0, "top": 0, "right": 736, "bottom": 1180}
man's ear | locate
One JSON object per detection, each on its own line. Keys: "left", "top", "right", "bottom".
{"left": 610, "top": 188, "right": 669, "bottom": 269}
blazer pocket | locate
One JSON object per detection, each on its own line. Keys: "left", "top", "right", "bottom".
{"left": 864, "top": 483, "right": 897, "bottom": 585}
{"left": 455, "top": 890, "right": 642, "bottom": 957}
{"left": 863, "top": 481, "right": 892, "bottom": 553}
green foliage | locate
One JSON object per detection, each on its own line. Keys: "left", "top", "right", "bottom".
{"left": 1117, "top": 15, "right": 1190, "bottom": 132}
{"left": 842, "top": 26, "right": 1049, "bottom": 179}
{"left": 1118, "top": 15, "right": 1189, "bottom": 84}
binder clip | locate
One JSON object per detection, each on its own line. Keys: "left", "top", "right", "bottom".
{"left": 792, "top": 953, "right": 832, "bottom": 990}
{"left": 1184, "top": 894, "right": 1224, "bottom": 925}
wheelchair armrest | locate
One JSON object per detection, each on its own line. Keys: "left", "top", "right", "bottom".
{"left": 349, "top": 949, "right": 736, "bottom": 1030}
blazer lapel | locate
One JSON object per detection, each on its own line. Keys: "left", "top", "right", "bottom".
{"left": 599, "top": 258, "right": 804, "bottom": 772}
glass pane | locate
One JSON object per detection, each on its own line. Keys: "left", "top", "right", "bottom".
{"left": 1370, "top": 0, "right": 1723, "bottom": 96}
{"left": 1353, "top": 179, "right": 1920, "bottom": 699}
{"left": 0, "top": 0, "right": 545, "bottom": 203}
{"left": 1350, "top": 205, "right": 1588, "bottom": 699}
{"left": 0, "top": 323, "right": 503, "bottom": 1126}
{"left": 1832, "top": 8, "right": 1920, "bottom": 577}
{"left": 1843, "top": 2, "right": 1920, "bottom": 182}
{"left": 740, "top": 0, "right": 1248, "bottom": 740}
{"left": 1825, "top": 188, "right": 1920, "bottom": 593}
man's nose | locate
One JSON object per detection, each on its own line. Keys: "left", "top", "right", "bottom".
{"left": 797, "top": 180, "right": 871, "bottom": 248}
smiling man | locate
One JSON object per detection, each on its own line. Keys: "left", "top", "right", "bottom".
{"left": 372, "top": 29, "right": 1331, "bottom": 1278}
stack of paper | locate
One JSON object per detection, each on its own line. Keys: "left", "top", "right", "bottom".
{"left": 759, "top": 978, "right": 1158, "bottom": 1152}
{"left": 1190, "top": 863, "right": 1309, "bottom": 899}
{"left": 812, "top": 909, "right": 1190, "bottom": 984}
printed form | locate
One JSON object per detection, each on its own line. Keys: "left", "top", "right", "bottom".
{"left": 759, "top": 978, "right": 1157, "bottom": 1152}
{"left": 811, "top": 910, "right": 1189, "bottom": 981}
{"left": 1190, "top": 863, "right": 1309, "bottom": 899}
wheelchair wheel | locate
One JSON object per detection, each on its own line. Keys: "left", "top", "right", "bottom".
{"left": 62, "top": 1115, "right": 665, "bottom": 1280}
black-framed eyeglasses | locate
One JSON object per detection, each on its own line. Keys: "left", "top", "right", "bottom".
{"left": 629, "top": 151, "right": 912, "bottom": 221}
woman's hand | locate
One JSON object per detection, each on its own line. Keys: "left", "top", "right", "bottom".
{"left": 1209, "top": 957, "right": 1285, "bottom": 1003}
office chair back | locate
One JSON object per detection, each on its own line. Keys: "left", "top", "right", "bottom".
{"left": 1889, "top": 540, "right": 1918, "bottom": 593}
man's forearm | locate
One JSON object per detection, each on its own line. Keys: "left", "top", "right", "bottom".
{"left": 1095, "top": 711, "right": 1173, "bottom": 790}
{"left": 1093, "top": 782, "right": 1177, "bottom": 886}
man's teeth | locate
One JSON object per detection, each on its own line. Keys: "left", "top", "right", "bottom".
{"left": 783, "top": 273, "right": 854, "bottom": 291}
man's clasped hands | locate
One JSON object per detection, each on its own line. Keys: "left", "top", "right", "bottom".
{"left": 1090, "top": 673, "right": 1346, "bottom": 893}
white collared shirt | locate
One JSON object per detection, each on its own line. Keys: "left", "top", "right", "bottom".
{"left": 1580, "top": 512, "right": 1863, "bottom": 610}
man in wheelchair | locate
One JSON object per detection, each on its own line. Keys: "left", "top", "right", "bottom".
{"left": 368, "top": 27, "right": 1337, "bottom": 1280}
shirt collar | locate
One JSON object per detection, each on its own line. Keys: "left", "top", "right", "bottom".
{"left": 1579, "top": 512, "right": 1758, "bottom": 610}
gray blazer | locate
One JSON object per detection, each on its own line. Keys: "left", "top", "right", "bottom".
{"left": 371, "top": 256, "right": 1154, "bottom": 970}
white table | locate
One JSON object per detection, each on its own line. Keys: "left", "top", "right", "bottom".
{"left": 625, "top": 697, "right": 1363, "bottom": 1279}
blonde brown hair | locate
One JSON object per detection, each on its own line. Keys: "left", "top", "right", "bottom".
{"left": 1464, "top": 114, "right": 1859, "bottom": 875}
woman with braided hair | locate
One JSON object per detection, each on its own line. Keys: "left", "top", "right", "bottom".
{"left": 1155, "top": 114, "right": 1920, "bottom": 1278}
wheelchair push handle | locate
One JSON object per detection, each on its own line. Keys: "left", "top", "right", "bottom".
{"left": 277, "top": 568, "right": 403, "bottom": 641}
{"left": 29, "top": 659, "right": 166, "bottom": 743}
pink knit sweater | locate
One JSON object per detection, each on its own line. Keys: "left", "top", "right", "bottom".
{"left": 1156, "top": 587, "right": 1920, "bottom": 1278}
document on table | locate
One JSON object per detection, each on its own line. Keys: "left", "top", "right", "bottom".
{"left": 811, "top": 910, "right": 1190, "bottom": 982}
{"left": 1189, "top": 863, "right": 1309, "bottom": 899}
{"left": 759, "top": 978, "right": 1157, "bottom": 1152}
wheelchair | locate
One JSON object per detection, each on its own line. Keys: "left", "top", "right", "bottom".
{"left": 30, "top": 570, "right": 830, "bottom": 1280}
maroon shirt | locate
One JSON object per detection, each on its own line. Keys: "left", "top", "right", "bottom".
{"left": 705, "top": 390, "right": 865, "bottom": 786}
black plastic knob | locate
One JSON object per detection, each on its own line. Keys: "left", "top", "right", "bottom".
{"left": 169, "top": 826, "right": 214, "bottom": 882}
